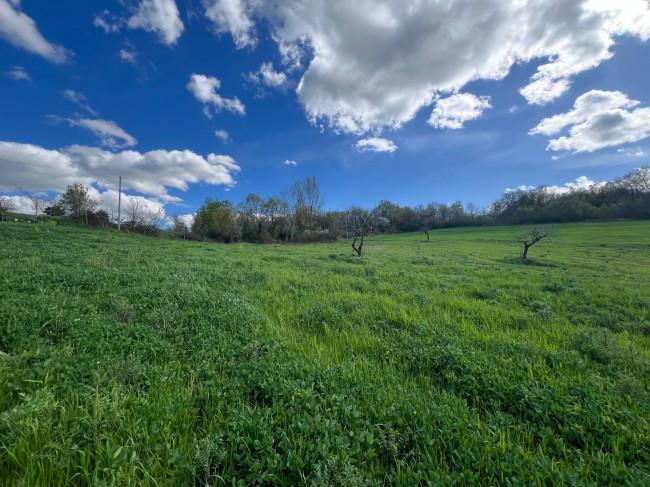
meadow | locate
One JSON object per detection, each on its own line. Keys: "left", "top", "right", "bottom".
{"left": 1, "top": 220, "right": 649, "bottom": 486}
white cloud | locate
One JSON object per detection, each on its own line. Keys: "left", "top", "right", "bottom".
{"left": 0, "top": 0, "right": 72, "bottom": 62}
{"left": 274, "top": 35, "right": 306, "bottom": 72}
{"left": 530, "top": 90, "right": 650, "bottom": 153}
{"left": 119, "top": 48, "right": 138, "bottom": 64}
{"left": 187, "top": 74, "right": 246, "bottom": 116}
{"left": 247, "top": 62, "right": 290, "bottom": 91}
{"left": 505, "top": 185, "right": 535, "bottom": 193}
{"left": 4, "top": 195, "right": 35, "bottom": 214}
{"left": 214, "top": 129, "right": 230, "bottom": 142}
{"left": 203, "top": 0, "right": 256, "bottom": 49}
{"left": 127, "top": 0, "right": 184, "bottom": 46}
{"left": 546, "top": 176, "right": 607, "bottom": 194}
{"left": 94, "top": 10, "right": 121, "bottom": 33}
{"left": 506, "top": 176, "right": 607, "bottom": 195}
{"left": 5, "top": 65, "right": 29, "bottom": 81}
{"left": 55, "top": 118, "right": 138, "bottom": 150}
{"left": 428, "top": 93, "right": 492, "bottom": 130}
{"left": 618, "top": 147, "right": 646, "bottom": 157}
{"left": 0, "top": 141, "right": 241, "bottom": 203}
{"left": 209, "top": 0, "right": 650, "bottom": 134}
{"left": 283, "top": 159, "right": 297, "bottom": 166}
{"left": 60, "top": 90, "right": 99, "bottom": 117}
{"left": 94, "top": 1, "right": 184, "bottom": 46}
{"left": 175, "top": 213, "right": 196, "bottom": 228}
{"left": 355, "top": 137, "right": 398, "bottom": 153}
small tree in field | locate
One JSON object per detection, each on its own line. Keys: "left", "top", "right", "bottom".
{"left": 517, "top": 225, "right": 556, "bottom": 259}
{"left": 342, "top": 206, "right": 379, "bottom": 257}
{"left": 0, "top": 194, "right": 16, "bottom": 221}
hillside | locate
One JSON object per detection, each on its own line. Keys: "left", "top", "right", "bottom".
{"left": 1, "top": 221, "right": 649, "bottom": 485}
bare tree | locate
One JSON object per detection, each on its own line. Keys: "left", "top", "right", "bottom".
{"left": 141, "top": 204, "right": 165, "bottom": 235}
{"left": 465, "top": 202, "right": 479, "bottom": 222}
{"left": 281, "top": 182, "right": 304, "bottom": 242}
{"left": 342, "top": 206, "right": 379, "bottom": 257}
{"left": 618, "top": 165, "right": 650, "bottom": 197}
{"left": 0, "top": 194, "right": 16, "bottom": 221}
{"left": 126, "top": 197, "right": 143, "bottom": 226}
{"left": 302, "top": 176, "right": 323, "bottom": 231}
{"left": 18, "top": 188, "right": 46, "bottom": 220}
{"left": 517, "top": 225, "right": 556, "bottom": 260}
{"left": 125, "top": 198, "right": 163, "bottom": 234}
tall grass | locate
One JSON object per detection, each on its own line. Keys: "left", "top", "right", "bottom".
{"left": 1, "top": 221, "right": 649, "bottom": 485}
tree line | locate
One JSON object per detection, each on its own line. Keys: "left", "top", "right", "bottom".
{"left": 2, "top": 166, "right": 648, "bottom": 245}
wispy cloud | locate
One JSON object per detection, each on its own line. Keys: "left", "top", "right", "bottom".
{"left": 60, "top": 90, "right": 99, "bottom": 117}
{"left": 0, "top": 0, "right": 72, "bottom": 62}
{"left": 5, "top": 65, "right": 30, "bottom": 81}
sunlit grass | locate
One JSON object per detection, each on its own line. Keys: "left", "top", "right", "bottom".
{"left": 1, "top": 221, "right": 649, "bottom": 485}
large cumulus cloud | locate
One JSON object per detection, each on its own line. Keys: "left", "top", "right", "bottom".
{"left": 530, "top": 90, "right": 650, "bottom": 152}
{"left": 202, "top": 0, "right": 650, "bottom": 134}
{"left": 0, "top": 141, "right": 240, "bottom": 203}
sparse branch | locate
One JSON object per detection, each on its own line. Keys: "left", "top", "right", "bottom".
{"left": 343, "top": 206, "right": 379, "bottom": 256}
{"left": 0, "top": 194, "right": 16, "bottom": 221}
{"left": 517, "top": 225, "right": 557, "bottom": 259}
{"left": 18, "top": 187, "right": 46, "bottom": 220}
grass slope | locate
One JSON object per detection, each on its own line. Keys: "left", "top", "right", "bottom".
{"left": 1, "top": 221, "right": 649, "bottom": 486}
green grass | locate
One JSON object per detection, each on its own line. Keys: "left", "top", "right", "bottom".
{"left": 1, "top": 220, "right": 649, "bottom": 486}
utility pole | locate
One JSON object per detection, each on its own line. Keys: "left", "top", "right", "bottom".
{"left": 117, "top": 176, "right": 122, "bottom": 230}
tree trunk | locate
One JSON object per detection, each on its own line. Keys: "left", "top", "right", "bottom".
{"left": 522, "top": 243, "right": 530, "bottom": 259}
{"left": 352, "top": 236, "right": 364, "bottom": 257}
{"left": 425, "top": 230, "right": 430, "bottom": 241}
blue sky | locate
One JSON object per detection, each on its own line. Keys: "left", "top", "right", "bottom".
{"left": 1, "top": 0, "right": 650, "bottom": 221}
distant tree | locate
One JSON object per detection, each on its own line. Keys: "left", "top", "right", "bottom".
{"left": 449, "top": 201, "right": 465, "bottom": 221}
{"left": 140, "top": 204, "right": 165, "bottom": 236}
{"left": 618, "top": 165, "right": 650, "bottom": 198}
{"left": 44, "top": 201, "right": 66, "bottom": 217}
{"left": 126, "top": 197, "right": 141, "bottom": 226}
{"left": 517, "top": 225, "right": 557, "bottom": 260}
{"left": 239, "top": 193, "right": 263, "bottom": 241}
{"left": 374, "top": 200, "right": 401, "bottom": 232}
{"left": 0, "top": 194, "right": 16, "bottom": 221}
{"left": 124, "top": 198, "right": 164, "bottom": 235}
{"left": 192, "top": 198, "right": 236, "bottom": 242}
{"left": 465, "top": 202, "right": 479, "bottom": 222}
{"left": 282, "top": 181, "right": 305, "bottom": 242}
{"left": 262, "top": 196, "right": 283, "bottom": 224}
{"left": 172, "top": 214, "right": 189, "bottom": 239}
{"left": 342, "top": 206, "right": 379, "bottom": 257}
{"left": 18, "top": 188, "right": 46, "bottom": 221}
{"left": 302, "top": 176, "right": 323, "bottom": 231}
{"left": 60, "top": 183, "right": 99, "bottom": 224}
{"left": 89, "top": 209, "right": 111, "bottom": 228}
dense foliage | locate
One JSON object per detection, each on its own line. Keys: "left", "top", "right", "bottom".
{"left": 1, "top": 221, "right": 649, "bottom": 485}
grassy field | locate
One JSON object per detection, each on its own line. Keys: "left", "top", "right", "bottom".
{"left": 1, "top": 221, "right": 649, "bottom": 486}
